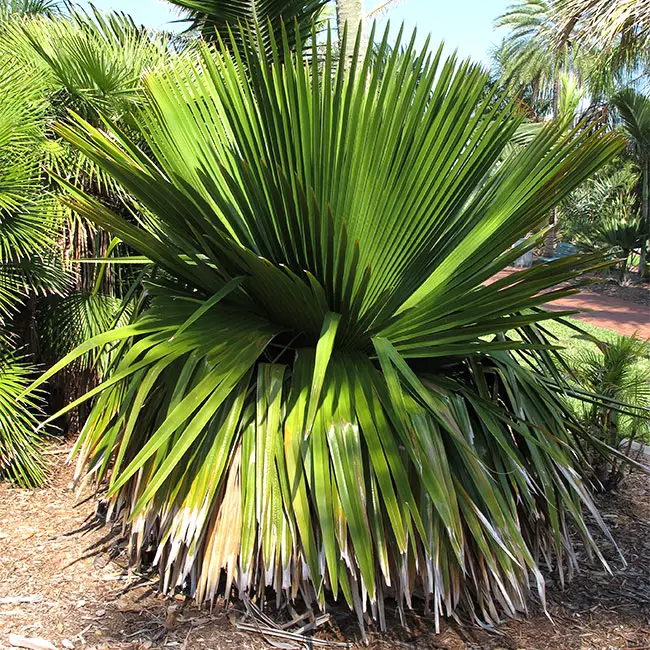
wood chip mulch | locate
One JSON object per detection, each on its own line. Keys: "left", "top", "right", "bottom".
{"left": 1, "top": 443, "right": 649, "bottom": 650}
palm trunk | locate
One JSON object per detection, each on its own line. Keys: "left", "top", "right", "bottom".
{"left": 542, "top": 76, "right": 563, "bottom": 258}
{"left": 621, "top": 249, "right": 631, "bottom": 284}
{"left": 640, "top": 159, "right": 648, "bottom": 279}
{"left": 336, "top": 0, "right": 365, "bottom": 69}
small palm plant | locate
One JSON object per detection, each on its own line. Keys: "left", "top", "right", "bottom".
{"left": 575, "top": 192, "right": 647, "bottom": 282}
{"left": 36, "top": 28, "right": 624, "bottom": 630}
{"left": 568, "top": 335, "right": 650, "bottom": 490}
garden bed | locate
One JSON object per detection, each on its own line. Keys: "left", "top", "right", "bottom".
{"left": 584, "top": 278, "right": 650, "bottom": 308}
{"left": 1, "top": 444, "right": 649, "bottom": 650}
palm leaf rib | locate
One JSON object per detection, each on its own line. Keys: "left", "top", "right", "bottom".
{"left": 38, "top": 26, "right": 626, "bottom": 632}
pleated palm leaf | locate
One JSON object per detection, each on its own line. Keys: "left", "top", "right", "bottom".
{"left": 37, "top": 28, "right": 625, "bottom": 631}
{"left": 0, "top": 353, "right": 47, "bottom": 486}
{"left": 166, "top": 0, "right": 328, "bottom": 53}
{"left": 2, "top": 5, "right": 173, "bottom": 195}
{"left": 0, "top": 55, "right": 64, "bottom": 316}
{"left": 0, "top": 54, "right": 58, "bottom": 486}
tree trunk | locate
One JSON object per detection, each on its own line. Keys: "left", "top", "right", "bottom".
{"left": 336, "top": 0, "right": 365, "bottom": 69}
{"left": 640, "top": 159, "right": 648, "bottom": 280}
{"left": 542, "top": 76, "right": 563, "bottom": 259}
{"left": 621, "top": 249, "right": 631, "bottom": 284}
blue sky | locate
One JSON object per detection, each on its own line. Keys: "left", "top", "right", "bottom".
{"left": 83, "top": 0, "right": 510, "bottom": 65}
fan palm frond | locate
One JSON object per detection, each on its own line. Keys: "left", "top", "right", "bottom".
{"left": 0, "top": 0, "right": 62, "bottom": 18}
{"left": 3, "top": 6, "right": 170, "bottom": 121}
{"left": 166, "top": 0, "right": 328, "bottom": 54}
{"left": 0, "top": 53, "right": 68, "bottom": 320}
{"left": 0, "top": 351, "right": 47, "bottom": 487}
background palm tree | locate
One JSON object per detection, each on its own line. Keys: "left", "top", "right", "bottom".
{"left": 0, "top": 50, "right": 60, "bottom": 485}
{"left": 164, "top": 0, "right": 328, "bottom": 56}
{"left": 575, "top": 194, "right": 647, "bottom": 282}
{"left": 0, "top": 7, "right": 169, "bottom": 430}
{"left": 568, "top": 334, "right": 650, "bottom": 490}
{"left": 612, "top": 88, "right": 650, "bottom": 278}
{"left": 496, "top": 0, "right": 579, "bottom": 256}
{"left": 557, "top": 0, "right": 650, "bottom": 73}
{"left": 555, "top": 0, "right": 650, "bottom": 105}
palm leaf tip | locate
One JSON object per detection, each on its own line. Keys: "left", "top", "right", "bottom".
{"left": 46, "top": 24, "right": 625, "bottom": 631}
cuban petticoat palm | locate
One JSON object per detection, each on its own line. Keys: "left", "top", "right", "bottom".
{"left": 36, "top": 28, "right": 624, "bottom": 631}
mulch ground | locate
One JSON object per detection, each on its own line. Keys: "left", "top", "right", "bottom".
{"left": 584, "top": 279, "right": 650, "bottom": 308}
{"left": 1, "top": 444, "right": 650, "bottom": 650}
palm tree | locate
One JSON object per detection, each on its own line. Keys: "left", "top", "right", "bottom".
{"left": 35, "top": 28, "right": 625, "bottom": 631}
{"left": 575, "top": 196, "right": 647, "bottom": 282}
{"left": 612, "top": 88, "right": 650, "bottom": 278}
{"left": 1, "top": 7, "right": 169, "bottom": 431}
{"left": 0, "top": 53, "right": 59, "bottom": 486}
{"left": 164, "top": 0, "right": 328, "bottom": 55}
{"left": 556, "top": 0, "right": 650, "bottom": 100}
{"left": 557, "top": 0, "right": 650, "bottom": 63}
{"left": 496, "top": 0, "right": 579, "bottom": 113}
{"left": 568, "top": 334, "right": 650, "bottom": 489}
{"left": 496, "top": 0, "right": 573, "bottom": 256}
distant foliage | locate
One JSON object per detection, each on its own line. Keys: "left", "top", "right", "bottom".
{"left": 567, "top": 335, "right": 650, "bottom": 490}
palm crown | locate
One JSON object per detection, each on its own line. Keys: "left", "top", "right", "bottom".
{"left": 36, "top": 27, "right": 624, "bottom": 632}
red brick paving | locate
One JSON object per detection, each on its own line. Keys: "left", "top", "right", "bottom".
{"left": 492, "top": 268, "right": 650, "bottom": 339}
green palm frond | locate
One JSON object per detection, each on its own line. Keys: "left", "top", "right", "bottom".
{"left": 0, "top": 52, "right": 69, "bottom": 320}
{"left": 613, "top": 88, "right": 650, "bottom": 160}
{"left": 166, "top": 0, "right": 328, "bottom": 52}
{"left": 38, "top": 290, "right": 133, "bottom": 374}
{"left": 0, "top": 351, "right": 47, "bottom": 487}
{"left": 3, "top": 6, "right": 170, "bottom": 121}
{"left": 0, "top": 0, "right": 62, "bottom": 18}
{"left": 36, "top": 27, "right": 626, "bottom": 631}
{"left": 0, "top": 56, "right": 48, "bottom": 213}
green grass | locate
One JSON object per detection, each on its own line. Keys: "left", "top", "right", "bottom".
{"left": 543, "top": 316, "right": 619, "bottom": 349}
{"left": 542, "top": 316, "right": 650, "bottom": 372}
{"left": 507, "top": 315, "right": 650, "bottom": 376}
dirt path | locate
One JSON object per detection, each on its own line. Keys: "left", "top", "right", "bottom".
{"left": 548, "top": 292, "right": 650, "bottom": 338}
{"left": 1, "top": 448, "right": 650, "bottom": 650}
{"left": 493, "top": 269, "right": 650, "bottom": 338}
